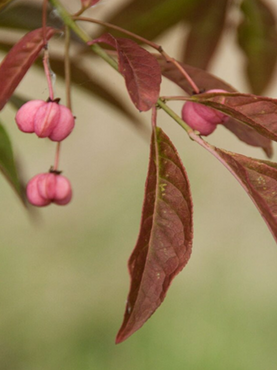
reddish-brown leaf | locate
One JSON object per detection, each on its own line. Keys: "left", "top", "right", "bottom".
{"left": 183, "top": 0, "right": 230, "bottom": 69}
{"left": 214, "top": 148, "right": 277, "bottom": 243}
{"left": 223, "top": 117, "right": 273, "bottom": 158}
{"left": 116, "top": 127, "right": 193, "bottom": 344}
{"left": 0, "top": 27, "right": 55, "bottom": 111}
{"left": 190, "top": 91, "right": 277, "bottom": 142}
{"left": 237, "top": 0, "right": 277, "bottom": 95}
{"left": 89, "top": 34, "right": 161, "bottom": 111}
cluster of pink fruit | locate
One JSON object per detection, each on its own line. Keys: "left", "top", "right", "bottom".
{"left": 15, "top": 99, "right": 75, "bottom": 207}
{"left": 16, "top": 89, "right": 225, "bottom": 207}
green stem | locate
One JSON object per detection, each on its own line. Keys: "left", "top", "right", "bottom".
{"left": 157, "top": 99, "right": 192, "bottom": 134}
{"left": 49, "top": 0, "right": 118, "bottom": 71}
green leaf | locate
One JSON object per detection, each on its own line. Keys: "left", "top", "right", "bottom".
{"left": 237, "top": 0, "right": 277, "bottom": 94}
{"left": 0, "top": 121, "right": 25, "bottom": 203}
{"left": 100, "top": 0, "right": 201, "bottom": 42}
{"left": 183, "top": 0, "right": 230, "bottom": 69}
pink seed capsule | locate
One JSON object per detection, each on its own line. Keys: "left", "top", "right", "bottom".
{"left": 15, "top": 100, "right": 75, "bottom": 142}
{"left": 181, "top": 89, "right": 228, "bottom": 136}
{"left": 26, "top": 173, "right": 72, "bottom": 207}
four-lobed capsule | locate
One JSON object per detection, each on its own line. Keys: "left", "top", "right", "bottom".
{"left": 181, "top": 89, "right": 228, "bottom": 136}
{"left": 26, "top": 172, "right": 72, "bottom": 207}
{"left": 15, "top": 99, "right": 75, "bottom": 142}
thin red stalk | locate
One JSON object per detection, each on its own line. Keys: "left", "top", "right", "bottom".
{"left": 42, "top": 0, "right": 54, "bottom": 100}
{"left": 43, "top": 50, "right": 54, "bottom": 100}
{"left": 73, "top": 5, "right": 88, "bottom": 17}
{"left": 42, "top": 0, "right": 49, "bottom": 46}
{"left": 53, "top": 26, "right": 72, "bottom": 172}
{"left": 53, "top": 142, "right": 61, "bottom": 171}
{"left": 64, "top": 26, "right": 72, "bottom": 110}
{"left": 161, "top": 51, "right": 200, "bottom": 94}
{"left": 73, "top": 16, "right": 200, "bottom": 94}
{"left": 72, "top": 16, "right": 162, "bottom": 51}
{"left": 151, "top": 106, "right": 158, "bottom": 129}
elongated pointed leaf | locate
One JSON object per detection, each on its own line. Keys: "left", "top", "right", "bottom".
{"left": 90, "top": 34, "right": 161, "bottom": 111}
{"left": 100, "top": 0, "right": 201, "bottom": 43}
{"left": 0, "top": 27, "right": 55, "bottom": 111}
{"left": 183, "top": 0, "right": 229, "bottom": 69}
{"left": 213, "top": 148, "right": 277, "bottom": 243}
{"left": 190, "top": 92, "right": 277, "bottom": 142}
{"left": 116, "top": 127, "right": 193, "bottom": 344}
{"left": 237, "top": 0, "right": 277, "bottom": 94}
{"left": 0, "top": 121, "right": 25, "bottom": 203}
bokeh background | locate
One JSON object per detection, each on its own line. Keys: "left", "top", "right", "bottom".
{"left": 1, "top": 0, "right": 277, "bottom": 369}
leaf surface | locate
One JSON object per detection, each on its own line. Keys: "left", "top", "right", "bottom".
{"left": 223, "top": 117, "right": 273, "bottom": 158}
{"left": 213, "top": 148, "right": 277, "bottom": 243}
{"left": 237, "top": 0, "right": 277, "bottom": 94}
{"left": 0, "top": 27, "right": 55, "bottom": 111}
{"left": 0, "top": 121, "right": 25, "bottom": 203}
{"left": 183, "top": 0, "right": 229, "bottom": 69}
{"left": 116, "top": 127, "right": 193, "bottom": 343}
{"left": 190, "top": 92, "right": 277, "bottom": 142}
{"left": 90, "top": 34, "right": 161, "bottom": 111}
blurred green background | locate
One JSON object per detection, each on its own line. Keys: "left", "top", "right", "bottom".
{"left": 0, "top": 0, "right": 277, "bottom": 369}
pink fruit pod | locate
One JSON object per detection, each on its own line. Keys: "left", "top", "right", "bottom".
{"left": 15, "top": 100, "right": 75, "bottom": 141}
{"left": 26, "top": 172, "right": 72, "bottom": 207}
{"left": 181, "top": 89, "right": 228, "bottom": 136}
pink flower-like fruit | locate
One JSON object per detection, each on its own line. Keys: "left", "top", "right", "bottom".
{"left": 15, "top": 100, "right": 75, "bottom": 141}
{"left": 26, "top": 173, "right": 72, "bottom": 207}
{"left": 181, "top": 89, "right": 228, "bottom": 136}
